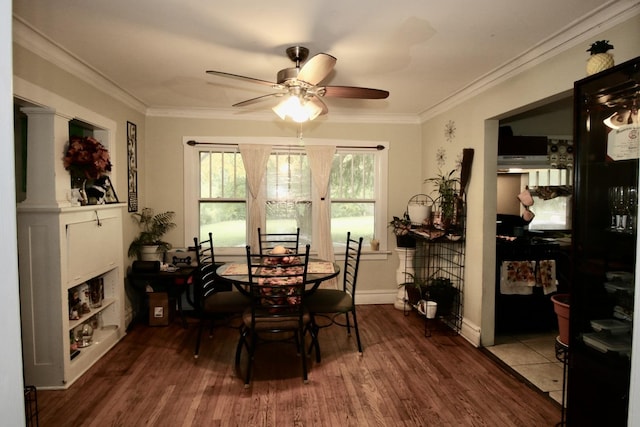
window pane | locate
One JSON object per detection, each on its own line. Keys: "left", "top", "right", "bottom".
{"left": 200, "top": 202, "right": 246, "bottom": 247}
{"left": 266, "top": 152, "right": 311, "bottom": 200}
{"left": 331, "top": 202, "right": 375, "bottom": 244}
{"left": 330, "top": 152, "right": 377, "bottom": 246}
{"left": 200, "top": 151, "right": 246, "bottom": 199}
{"left": 330, "top": 153, "right": 375, "bottom": 199}
{"left": 265, "top": 152, "right": 312, "bottom": 245}
{"left": 266, "top": 201, "right": 312, "bottom": 245}
{"left": 527, "top": 196, "right": 571, "bottom": 231}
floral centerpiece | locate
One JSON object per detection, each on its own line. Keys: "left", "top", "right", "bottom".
{"left": 63, "top": 136, "right": 112, "bottom": 180}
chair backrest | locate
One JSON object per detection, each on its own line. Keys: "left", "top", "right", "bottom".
{"left": 257, "top": 227, "right": 300, "bottom": 255}
{"left": 343, "top": 232, "right": 364, "bottom": 301}
{"left": 245, "top": 244, "right": 310, "bottom": 325}
{"left": 192, "top": 233, "right": 219, "bottom": 311}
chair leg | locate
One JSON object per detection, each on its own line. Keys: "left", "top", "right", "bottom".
{"left": 350, "top": 309, "right": 363, "bottom": 355}
{"left": 235, "top": 326, "right": 248, "bottom": 367}
{"left": 307, "top": 320, "right": 321, "bottom": 363}
{"left": 176, "top": 295, "right": 187, "bottom": 329}
{"left": 244, "top": 332, "right": 257, "bottom": 388}
{"left": 345, "top": 311, "right": 352, "bottom": 336}
{"left": 194, "top": 319, "right": 205, "bottom": 358}
{"left": 294, "top": 330, "right": 301, "bottom": 356}
{"left": 299, "top": 328, "right": 308, "bottom": 384}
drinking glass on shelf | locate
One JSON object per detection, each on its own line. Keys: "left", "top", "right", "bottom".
{"left": 608, "top": 187, "right": 618, "bottom": 230}
{"left": 627, "top": 186, "right": 637, "bottom": 233}
{"left": 609, "top": 186, "right": 627, "bottom": 230}
{"left": 613, "top": 186, "right": 629, "bottom": 231}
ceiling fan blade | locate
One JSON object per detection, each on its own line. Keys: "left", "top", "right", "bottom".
{"left": 232, "top": 93, "right": 282, "bottom": 107}
{"left": 323, "top": 85, "right": 389, "bottom": 99}
{"left": 297, "top": 53, "right": 336, "bottom": 86}
{"left": 206, "top": 70, "right": 277, "bottom": 87}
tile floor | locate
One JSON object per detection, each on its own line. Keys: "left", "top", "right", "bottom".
{"left": 486, "top": 331, "right": 567, "bottom": 406}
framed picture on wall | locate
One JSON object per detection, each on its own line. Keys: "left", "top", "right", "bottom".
{"left": 103, "top": 176, "right": 119, "bottom": 204}
{"left": 127, "top": 121, "right": 138, "bottom": 212}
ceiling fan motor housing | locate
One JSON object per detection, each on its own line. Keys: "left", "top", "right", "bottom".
{"left": 277, "top": 67, "right": 300, "bottom": 84}
{"left": 286, "top": 46, "right": 309, "bottom": 65}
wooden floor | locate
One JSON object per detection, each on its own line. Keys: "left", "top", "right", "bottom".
{"left": 36, "top": 305, "right": 560, "bottom": 426}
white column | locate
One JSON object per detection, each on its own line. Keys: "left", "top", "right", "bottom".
{"left": 394, "top": 248, "right": 415, "bottom": 310}
{"left": 395, "top": 248, "right": 415, "bottom": 285}
{"left": 20, "top": 107, "right": 72, "bottom": 208}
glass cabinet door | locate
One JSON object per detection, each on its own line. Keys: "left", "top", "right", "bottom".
{"left": 568, "top": 57, "right": 639, "bottom": 426}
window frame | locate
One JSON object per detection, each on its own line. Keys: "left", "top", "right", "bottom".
{"left": 183, "top": 136, "right": 388, "bottom": 258}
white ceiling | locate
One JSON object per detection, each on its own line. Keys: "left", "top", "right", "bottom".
{"left": 12, "top": 0, "right": 638, "bottom": 121}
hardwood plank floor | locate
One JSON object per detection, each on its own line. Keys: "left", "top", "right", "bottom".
{"left": 36, "top": 305, "right": 560, "bottom": 426}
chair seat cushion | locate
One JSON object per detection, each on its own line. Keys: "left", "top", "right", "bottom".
{"left": 204, "top": 291, "right": 250, "bottom": 313}
{"left": 242, "top": 307, "right": 310, "bottom": 331}
{"left": 305, "top": 289, "right": 353, "bottom": 313}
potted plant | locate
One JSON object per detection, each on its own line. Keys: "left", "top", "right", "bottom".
{"left": 128, "top": 208, "right": 176, "bottom": 260}
{"left": 425, "top": 276, "right": 459, "bottom": 317}
{"left": 389, "top": 213, "right": 415, "bottom": 247}
{"left": 425, "top": 169, "right": 461, "bottom": 230}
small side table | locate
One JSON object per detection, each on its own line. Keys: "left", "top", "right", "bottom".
{"left": 127, "top": 263, "right": 197, "bottom": 328}
{"left": 554, "top": 336, "right": 568, "bottom": 427}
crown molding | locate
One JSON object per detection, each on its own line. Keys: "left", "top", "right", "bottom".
{"left": 12, "top": 16, "right": 147, "bottom": 114}
{"left": 419, "top": 0, "right": 640, "bottom": 122}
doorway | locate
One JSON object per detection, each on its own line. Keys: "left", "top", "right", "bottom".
{"left": 487, "top": 95, "right": 573, "bottom": 405}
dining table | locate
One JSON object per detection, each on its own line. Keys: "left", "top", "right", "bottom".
{"left": 214, "top": 258, "right": 340, "bottom": 296}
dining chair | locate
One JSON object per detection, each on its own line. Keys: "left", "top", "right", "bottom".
{"left": 257, "top": 227, "right": 300, "bottom": 254}
{"left": 235, "top": 244, "right": 314, "bottom": 387}
{"left": 305, "top": 232, "right": 364, "bottom": 362}
{"left": 192, "top": 233, "right": 250, "bottom": 358}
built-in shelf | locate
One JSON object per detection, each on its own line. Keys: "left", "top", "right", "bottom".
{"left": 17, "top": 109, "right": 125, "bottom": 389}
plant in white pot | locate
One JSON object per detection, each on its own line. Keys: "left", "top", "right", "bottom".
{"left": 425, "top": 169, "right": 460, "bottom": 231}
{"left": 128, "top": 208, "right": 176, "bottom": 261}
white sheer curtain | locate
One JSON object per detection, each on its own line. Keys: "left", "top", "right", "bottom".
{"left": 239, "top": 144, "right": 272, "bottom": 250}
{"left": 306, "top": 145, "right": 337, "bottom": 289}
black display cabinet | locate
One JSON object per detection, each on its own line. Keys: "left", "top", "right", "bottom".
{"left": 567, "top": 56, "right": 640, "bottom": 426}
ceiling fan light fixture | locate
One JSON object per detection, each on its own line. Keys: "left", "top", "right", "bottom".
{"left": 272, "top": 95, "right": 321, "bottom": 123}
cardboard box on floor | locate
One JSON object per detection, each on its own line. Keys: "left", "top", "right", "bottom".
{"left": 148, "top": 292, "right": 174, "bottom": 326}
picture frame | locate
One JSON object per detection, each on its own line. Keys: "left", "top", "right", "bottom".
{"left": 103, "top": 176, "right": 119, "bottom": 204}
{"left": 127, "top": 121, "right": 138, "bottom": 212}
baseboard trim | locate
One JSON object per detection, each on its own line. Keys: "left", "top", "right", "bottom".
{"left": 460, "top": 318, "right": 481, "bottom": 347}
{"left": 355, "top": 290, "right": 397, "bottom": 305}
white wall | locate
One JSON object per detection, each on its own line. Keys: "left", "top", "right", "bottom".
{"left": 1, "top": 2, "right": 28, "bottom": 424}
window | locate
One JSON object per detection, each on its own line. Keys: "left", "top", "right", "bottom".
{"left": 330, "top": 152, "right": 376, "bottom": 247}
{"left": 198, "top": 149, "right": 246, "bottom": 247}
{"left": 527, "top": 195, "right": 572, "bottom": 231}
{"left": 184, "top": 137, "right": 388, "bottom": 254}
{"left": 265, "top": 150, "right": 312, "bottom": 245}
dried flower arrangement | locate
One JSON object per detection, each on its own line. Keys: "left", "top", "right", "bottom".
{"left": 63, "top": 136, "right": 112, "bottom": 179}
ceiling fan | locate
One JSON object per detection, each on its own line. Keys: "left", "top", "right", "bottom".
{"left": 206, "top": 46, "right": 389, "bottom": 122}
